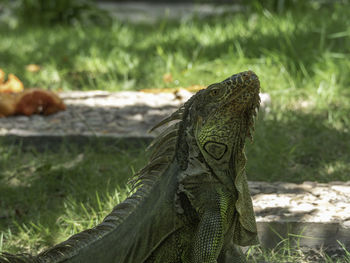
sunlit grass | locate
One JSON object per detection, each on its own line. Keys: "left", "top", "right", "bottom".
{"left": 0, "top": 4, "right": 349, "bottom": 100}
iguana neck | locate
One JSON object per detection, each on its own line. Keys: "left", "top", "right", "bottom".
{"left": 178, "top": 124, "right": 244, "bottom": 192}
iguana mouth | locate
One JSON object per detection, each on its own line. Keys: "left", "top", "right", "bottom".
{"left": 229, "top": 71, "right": 260, "bottom": 141}
{"left": 225, "top": 70, "right": 260, "bottom": 104}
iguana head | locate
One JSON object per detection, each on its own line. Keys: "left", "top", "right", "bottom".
{"left": 144, "top": 70, "right": 260, "bottom": 182}
{"left": 190, "top": 70, "right": 260, "bottom": 170}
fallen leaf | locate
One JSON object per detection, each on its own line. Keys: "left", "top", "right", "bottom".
{"left": 185, "top": 84, "right": 206, "bottom": 92}
{"left": 26, "top": 64, "right": 41, "bottom": 72}
{"left": 163, "top": 73, "right": 173, "bottom": 83}
{"left": 0, "top": 73, "right": 24, "bottom": 93}
{"left": 7, "top": 74, "right": 24, "bottom": 92}
{"left": 0, "top": 69, "right": 5, "bottom": 84}
{"left": 0, "top": 89, "right": 66, "bottom": 117}
{"left": 0, "top": 93, "right": 17, "bottom": 117}
{"left": 15, "top": 89, "right": 66, "bottom": 116}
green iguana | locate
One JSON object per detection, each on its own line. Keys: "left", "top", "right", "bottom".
{"left": 0, "top": 70, "right": 261, "bottom": 263}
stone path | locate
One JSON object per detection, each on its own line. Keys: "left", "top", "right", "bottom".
{"left": 250, "top": 181, "right": 350, "bottom": 249}
{"left": 98, "top": 2, "right": 242, "bottom": 23}
{"left": 0, "top": 90, "right": 271, "bottom": 138}
{"left": 1, "top": 90, "right": 187, "bottom": 138}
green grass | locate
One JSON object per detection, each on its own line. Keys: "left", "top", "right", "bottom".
{"left": 246, "top": 239, "right": 350, "bottom": 263}
{"left": 246, "top": 109, "right": 350, "bottom": 183}
{"left": 1, "top": 3, "right": 349, "bottom": 95}
{"left": 0, "top": 140, "right": 147, "bottom": 254}
{"left": 1, "top": 2, "right": 350, "bottom": 262}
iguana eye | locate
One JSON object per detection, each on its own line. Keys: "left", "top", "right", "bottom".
{"left": 209, "top": 88, "right": 224, "bottom": 98}
{"left": 210, "top": 89, "right": 219, "bottom": 96}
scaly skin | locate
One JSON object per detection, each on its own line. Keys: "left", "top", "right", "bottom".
{"left": 0, "top": 71, "right": 260, "bottom": 263}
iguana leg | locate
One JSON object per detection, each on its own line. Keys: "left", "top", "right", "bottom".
{"left": 190, "top": 209, "right": 224, "bottom": 263}
{"left": 183, "top": 191, "right": 229, "bottom": 263}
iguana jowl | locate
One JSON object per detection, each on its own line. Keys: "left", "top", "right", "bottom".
{"left": 0, "top": 70, "right": 260, "bottom": 263}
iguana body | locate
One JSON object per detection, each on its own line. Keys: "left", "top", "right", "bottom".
{"left": 0, "top": 70, "right": 260, "bottom": 263}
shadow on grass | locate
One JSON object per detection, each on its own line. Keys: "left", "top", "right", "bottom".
{"left": 0, "top": 138, "right": 148, "bottom": 251}
{"left": 257, "top": 221, "right": 350, "bottom": 250}
{"left": 246, "top": 109, "right": 350, "bottom": 183}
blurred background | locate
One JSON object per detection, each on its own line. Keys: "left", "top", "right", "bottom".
{"left": 1, "top": 0, "right": 349, "bottom": 181}
{"left": 0, "top": 0, "right": 349, "bottom": 261}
